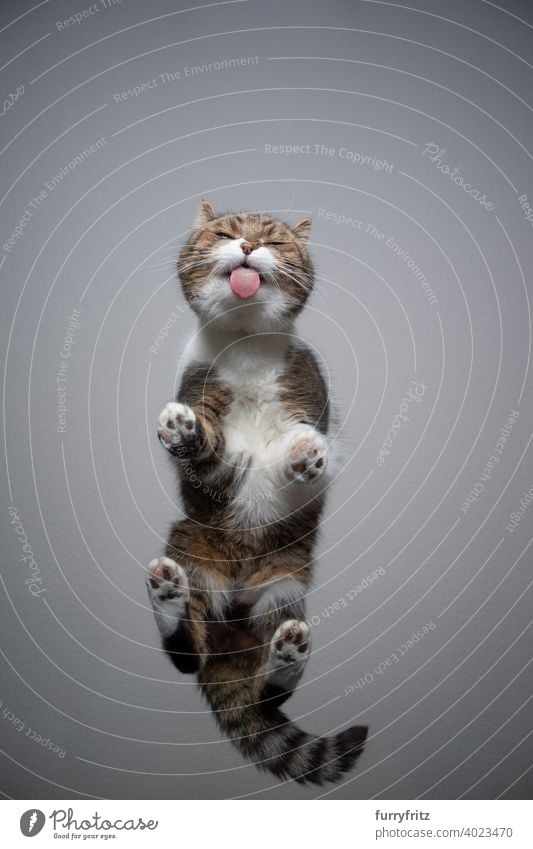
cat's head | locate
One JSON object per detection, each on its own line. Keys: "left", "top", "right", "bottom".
{"left": 178, "top": 200, "right": 314, "bottom": 332}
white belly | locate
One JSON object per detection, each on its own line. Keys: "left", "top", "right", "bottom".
{"left": 221, "top": 367, "right": 295, "bottom": 527}
{"left": 184, "top": 328, "right": 310, "bottom": 529}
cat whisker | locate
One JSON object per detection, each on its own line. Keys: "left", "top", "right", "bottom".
{"left": 141, "top": 263, "right": 178, "bottom": 271}
{"left": 262, "top": 270, "right": 283, "bottom": 293}
{"left": 274, "top": 263, "right": 309, "bottom": 291}
{"left": 178, "top": 258, "right": 215, "bottom": 274}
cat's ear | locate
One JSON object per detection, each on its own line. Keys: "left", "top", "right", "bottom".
{"left": 195, "top": 198, "right": 217, "bottom": 227}
{"left": 291, "top": 218, "right": 312, "bottom": 242}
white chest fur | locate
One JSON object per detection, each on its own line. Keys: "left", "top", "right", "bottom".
{"left": 183, "top": 327, "right": 305, "bottom": 527}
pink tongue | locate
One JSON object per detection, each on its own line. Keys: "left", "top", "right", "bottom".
{"left": 230, "top": 267, "right": 260, "bottom": 298}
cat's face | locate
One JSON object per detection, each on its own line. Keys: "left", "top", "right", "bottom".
{"left": 178, "top": 200, "right": 314, "bottom": 332}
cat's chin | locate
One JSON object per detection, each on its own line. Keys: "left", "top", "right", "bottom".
{"left": 201, "top": 308, "right": 294, "bottom": 335}
{"left": 190, "top": 275, "right": 298, "bottom": 333}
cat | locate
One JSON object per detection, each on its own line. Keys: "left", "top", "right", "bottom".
{"left": 146, "top": 199, "right": 367, "bottom": 784}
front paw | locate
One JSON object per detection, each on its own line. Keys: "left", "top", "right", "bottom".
{"left": 146, "top": 556, "right": 189, "bottom": 638}
{"left": 157, "top": 402, "right": 197, "bottom": 455}
{"left": 147, "top": 556, "right": 189, "bottom": 601}
{"left": 285, "top": 430, "right": 328, "bottom": 482}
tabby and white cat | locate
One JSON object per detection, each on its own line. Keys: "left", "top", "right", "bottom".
{"left": 146, "top": 200, "right": 367, "bottom": 784}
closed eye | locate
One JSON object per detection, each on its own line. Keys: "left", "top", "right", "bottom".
{"left": 266, "top": 240, "right": 289, "bottom": 246}
{"left": 214, "top": 231, "right": 232, "bottom": 239}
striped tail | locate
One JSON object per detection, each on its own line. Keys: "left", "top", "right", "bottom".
{"left": 202, "top": 681, "right": 367, "bottom": 784}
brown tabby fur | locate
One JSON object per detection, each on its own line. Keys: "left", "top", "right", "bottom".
{"left": 152, "top": 201, "right": 367, "bottom": 784}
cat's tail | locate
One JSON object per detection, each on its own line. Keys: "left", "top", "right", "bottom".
{"left": 201, "top": 679, "right": 367, "bottom": 784}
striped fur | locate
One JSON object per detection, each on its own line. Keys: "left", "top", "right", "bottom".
{"left": 147, "top": 201, "right": 368, "bottom": 784}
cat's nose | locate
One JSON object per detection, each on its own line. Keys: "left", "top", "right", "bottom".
{"left": 241, "top": 242, "right": 254, "bottom": 255}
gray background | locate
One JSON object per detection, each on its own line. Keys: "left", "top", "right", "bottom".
{"left": 1, "top": 0, "right": 532, "bottom": 800}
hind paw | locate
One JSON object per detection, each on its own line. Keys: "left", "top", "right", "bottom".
{"left": 146, "top": 557, "right": 189, "bottom": 638}
{"left": 147, "top": 556, "right": 188, "bottom": 598}
{"left": 267, "top": 620, "right": 310, "bottom": 688}
{"left": 273, "top": 619, "right": 310, "bottom": 660}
